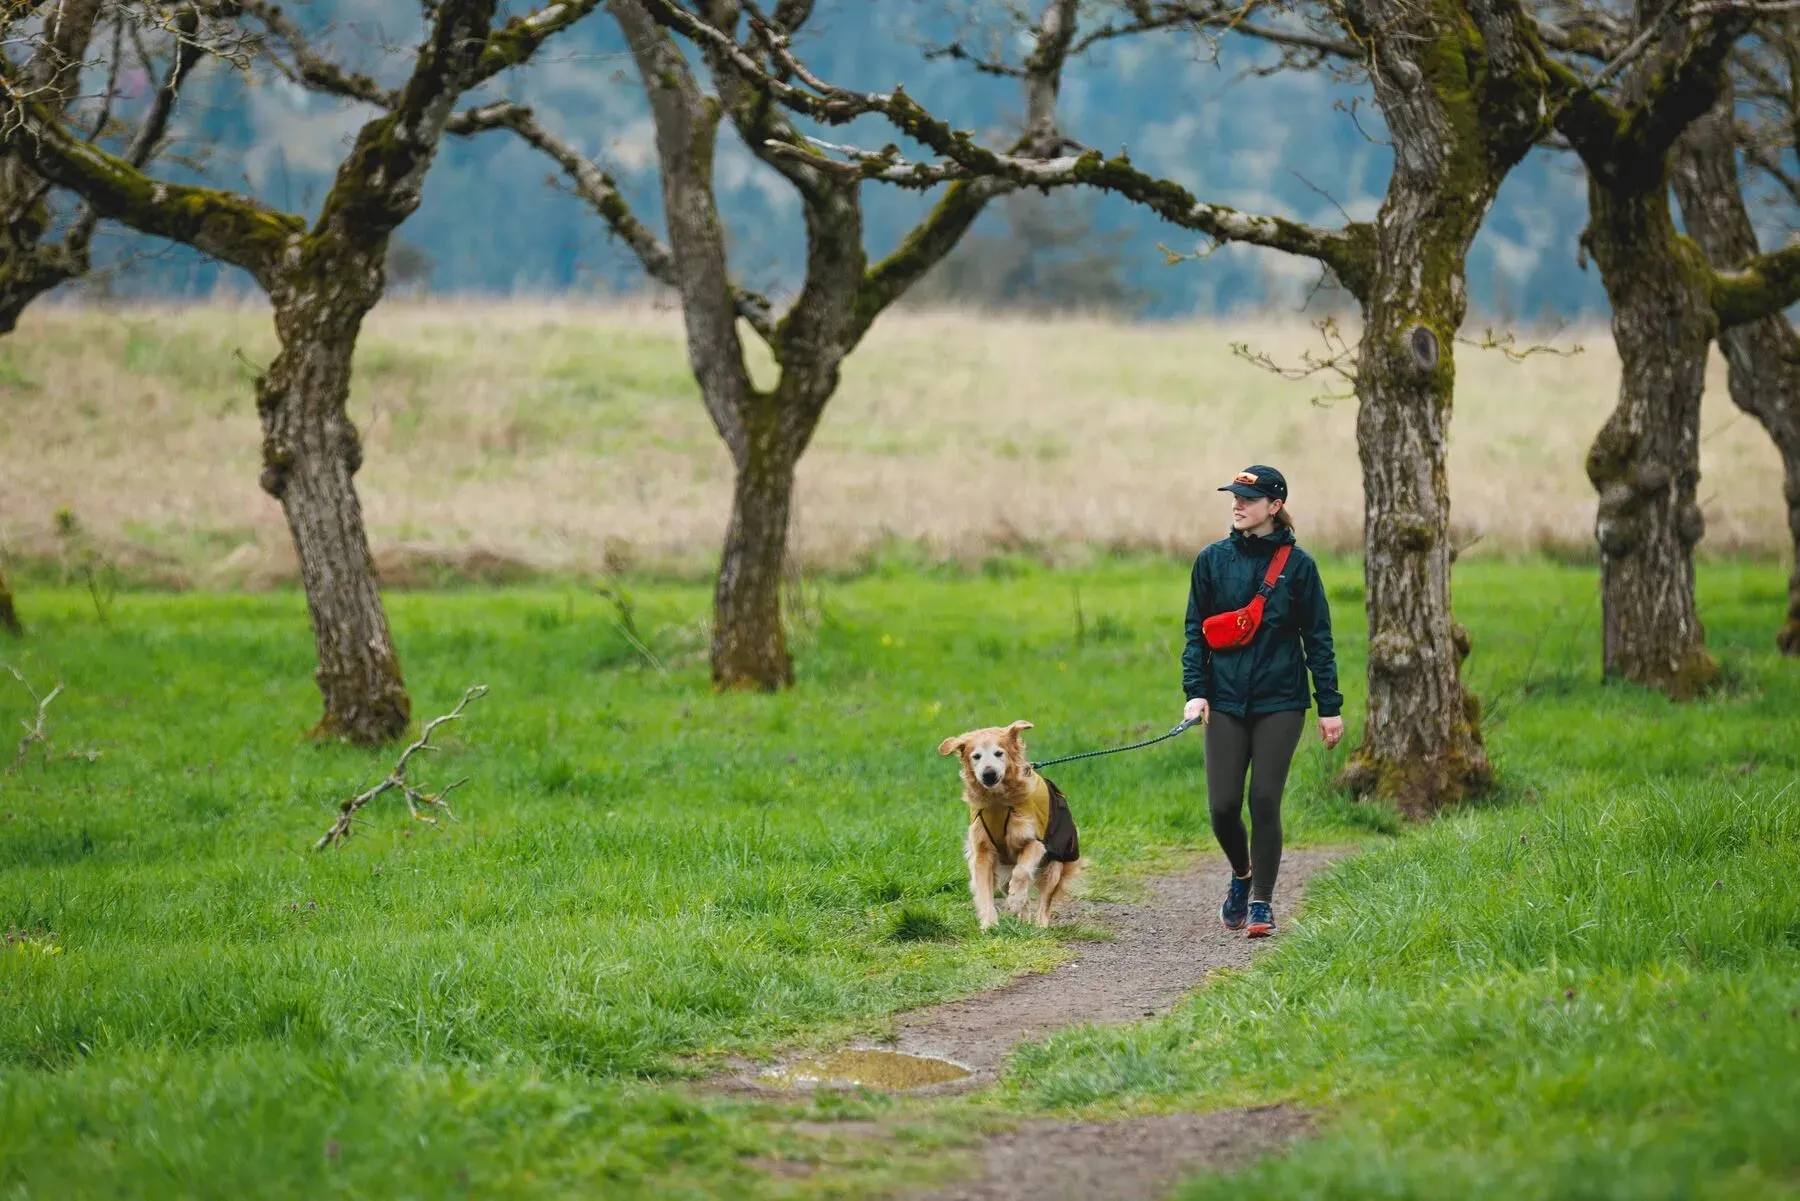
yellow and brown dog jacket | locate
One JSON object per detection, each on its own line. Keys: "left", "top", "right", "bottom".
{"left": 972, "top": 773, "right": 1080, "bottom": 864}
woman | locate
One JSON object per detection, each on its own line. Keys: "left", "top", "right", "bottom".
{"left": 1181, "top": 464, "right": 1344, "bottom": 938}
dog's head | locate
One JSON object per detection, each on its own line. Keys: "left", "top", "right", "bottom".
{"left": 938, "top": 720, "right": 1033, "bottom": 793}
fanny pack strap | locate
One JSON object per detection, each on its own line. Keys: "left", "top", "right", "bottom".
{"left": 1255, "top": 544, "right": 1293, "bottom": 598}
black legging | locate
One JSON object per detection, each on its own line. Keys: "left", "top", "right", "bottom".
{"left": 1205, "top": 709, "right": 1305, "bottom": 902}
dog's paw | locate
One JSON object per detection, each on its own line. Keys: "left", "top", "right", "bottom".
{"left": 1001, "top": 894, "right": 1030, "bottom": 918}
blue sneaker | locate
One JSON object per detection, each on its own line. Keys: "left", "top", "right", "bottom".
{"left": 1246, "top": 900, "right": 1275, "bottom": 939}
{"left": 1220, "top": 873, "right": 1252, "bottom": 931}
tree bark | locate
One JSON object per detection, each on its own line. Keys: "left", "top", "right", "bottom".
{"left": 0, "top": 248, "right": 78, "bottom": 334}
{"left": 1552, "top": 12, "right": 1756, "bottom": 697}
{"left": 257, "top": 254, "right": 409, "bottom": 741}
{"left": 0, "top": 561, "right": 20, "bottom": 637}
{"left": 712, "top": 425, "right": 801, "bottom": 688}
{"left": 1673, "top": 91, "right": 1800, "bottom": 656}
{"left": 1578, "top": 170, "right": 1718, "bottom": 695}
{"left": 1335, "top": 0, "right": 1551, "bottom": 811}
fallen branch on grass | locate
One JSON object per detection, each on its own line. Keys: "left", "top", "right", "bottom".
{"left": 5, "top": 663, "right": 61, "bottom": 772}
{"left": 313, "top": 685, "right": 489, "bottom": 851}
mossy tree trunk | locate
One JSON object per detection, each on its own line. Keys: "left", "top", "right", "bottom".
{"left": 258, "top": 251, "right": 409, "bottom": 740}
{"left": 248, "top": 0, "right": 510, "bottom": 740}
{"left": 1334, "top": 0, "right": 1552, "bottom": 812}
{"left": 1674, "top": 89, "right": 1800, "bottom": 656}
{"left": 1579, "top": 171, "right": 1718, "bottom": 695}
{"left": 1555, "top": 14, "right": 1800, "bottom": 693}
{"left": 610, "top": 0, "right": 1068, "bottom": 690}
{"left": 614, "top": 0, "right": 785, "bottom": 689}
{"left": 712, "top": 420, "right": 805, "bottom": 688}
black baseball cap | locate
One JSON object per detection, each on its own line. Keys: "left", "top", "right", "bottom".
{"left": 1219, "top": 465, "right": 1288, "bottom": 501}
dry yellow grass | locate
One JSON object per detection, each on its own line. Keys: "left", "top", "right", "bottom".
{"left": 0, "top": 298, "right": 1787, "bottom": 585}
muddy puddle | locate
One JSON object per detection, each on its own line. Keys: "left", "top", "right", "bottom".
{"left": 759, "top": 1048, "right": 972, "bottom": 1090}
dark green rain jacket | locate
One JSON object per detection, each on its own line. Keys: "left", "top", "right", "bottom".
{"left": 1182, "top": 526, "right": 1342, "bottom": 719}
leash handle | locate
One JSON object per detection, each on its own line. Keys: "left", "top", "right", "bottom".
{"left": 1028, "top": 716, "right": 1200, "bottom": 770}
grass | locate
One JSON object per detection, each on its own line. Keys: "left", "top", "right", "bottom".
{"left": 0, "top": 300, "right": 1790, "bottom": 587}
{"left": 1, "top": 555, "right": 1797, "bottom": 1197}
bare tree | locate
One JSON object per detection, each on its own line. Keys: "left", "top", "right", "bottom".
{"left": 0, "top": 0, "right": 599, "bottom": 742}
{"left": 1674, "top": 40, "right": 1800, "bottom": 656}
{"left": 1549, "top": 4, "right": 1800, "bottom": 694}
{"left": 412, "top": 0, "right": 1076, "bottom": 690}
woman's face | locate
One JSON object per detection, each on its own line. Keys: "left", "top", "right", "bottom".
{"left": 1230, "top": 493, "right": 1279, "bottom": 531}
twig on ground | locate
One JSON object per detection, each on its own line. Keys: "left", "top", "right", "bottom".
{"left": 313, "top": 685, "right": 488, "bottom": 851}
{"left": 4, "top": 663, "right": 61, "bottom": 771}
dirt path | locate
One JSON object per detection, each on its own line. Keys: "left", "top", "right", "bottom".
{"left": 880, "top": 847, "right": 1343, "bottom": 1084}
{"left": 720, "top": 848, "right": 1347, "bottom": 1201}
{"left": 715, "top": 846, "right": 1344, "bottom": 1095}
{"left": 902, "top": 1107, "right": 1315, "bottom": 1201}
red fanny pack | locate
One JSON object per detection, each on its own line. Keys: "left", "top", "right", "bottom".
{"left": 1201, "top": 544, "right": 1292, "bottom": 652}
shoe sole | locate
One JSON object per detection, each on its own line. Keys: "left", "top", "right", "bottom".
{"left": 1245, "top": 923, "right": 1273, "bottom": 938}
{"left": 1221, "top": 915, "right": 1247, "bottom": 931}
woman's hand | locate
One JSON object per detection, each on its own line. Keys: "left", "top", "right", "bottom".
{"left": 1318, "top": 715, "right": 1344, "bottom": 749}
{"left": 1184, "top": 697, "right": 1210, "bottom": 726}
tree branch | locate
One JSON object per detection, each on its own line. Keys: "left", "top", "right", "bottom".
{"left": 122, "top": 8, "right": 205, "bottom": 166}
{"left": 310, "top": 0, "right": 502, "bottom": 244}
{"left": 854, "top": 0, "right": 1081, "bottom": 329}
{"left": 766, "top": 135, "right": 1374, "bottom": 296}
{"left": 611, "top": 0, "right": 755, "bottom": 463}
{"left": 1533, "top": 12, "right": 1624, "bottom": 62}
{"left": 226, "top": 0, "right": 398, "bottom": 108}
{"left": 453, "top": 100, "right": 777, "bottom": 342}
{"left": 853, "top": 174, "right": 1010, "bottom": 325}
{"left": 1069, "top": 1, "right": 1359, "bottom": 62}
{"left": 1629, "top": 8, "right": 1755, "bottom": 152}
{"left": 0, "top": 89, "right": 302, "bottom": 286}
{"left": 18, "top": 0, "right": 105, "bottom": 101}
{"left": 313, "top": 685, "right": 488, "bottom": 850}
{"left": 61, "top": 6, "right": 209, "bottom": 259}
{"left": 228, "top": 0, "right": 602, "bottom": 106}
{"left": 472, "top": 0, "right": 605, "bottom": 84}
{"left": 1711, "top": 241, "right": 1800, "bottom": 326}
{"left": 635, "top": 0, "right": 1373, "bottom": 295}
{"left": 1551, "top": 4, "right": 1753, "bottom": 160}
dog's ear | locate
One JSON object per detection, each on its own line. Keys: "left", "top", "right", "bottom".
{"left": 938, "top": 735, "right": 968, "bottom": 756}
{"left": 1004, "top": 720, "right": 1033, "bottom": 739}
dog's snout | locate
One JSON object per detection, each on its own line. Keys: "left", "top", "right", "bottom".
{"left": 979, "top": 769, "right": 1000, "bottom": 786}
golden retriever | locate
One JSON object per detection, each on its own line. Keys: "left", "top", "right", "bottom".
{"left": 937, "top": 720, "right": 1084, "bottom": 929}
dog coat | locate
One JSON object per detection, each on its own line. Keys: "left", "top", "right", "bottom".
{"left": 973, "top": 773, "right": 1080, "bottom": 864}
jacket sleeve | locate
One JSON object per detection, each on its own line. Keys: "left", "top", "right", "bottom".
{"left": 1182, "top": 553, "right": 1211, "bottom": 701}
{"left": 1297, "top": 554, "right": 1343, "bottom": 718}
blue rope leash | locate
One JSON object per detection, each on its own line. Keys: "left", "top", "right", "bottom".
{"left": 1029, "top": 716, "right": 1201, "bottom": 770}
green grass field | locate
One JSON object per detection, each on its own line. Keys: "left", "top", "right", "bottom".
{"left": 2, "top": 556, "right": 1797, "bottom": 1198}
